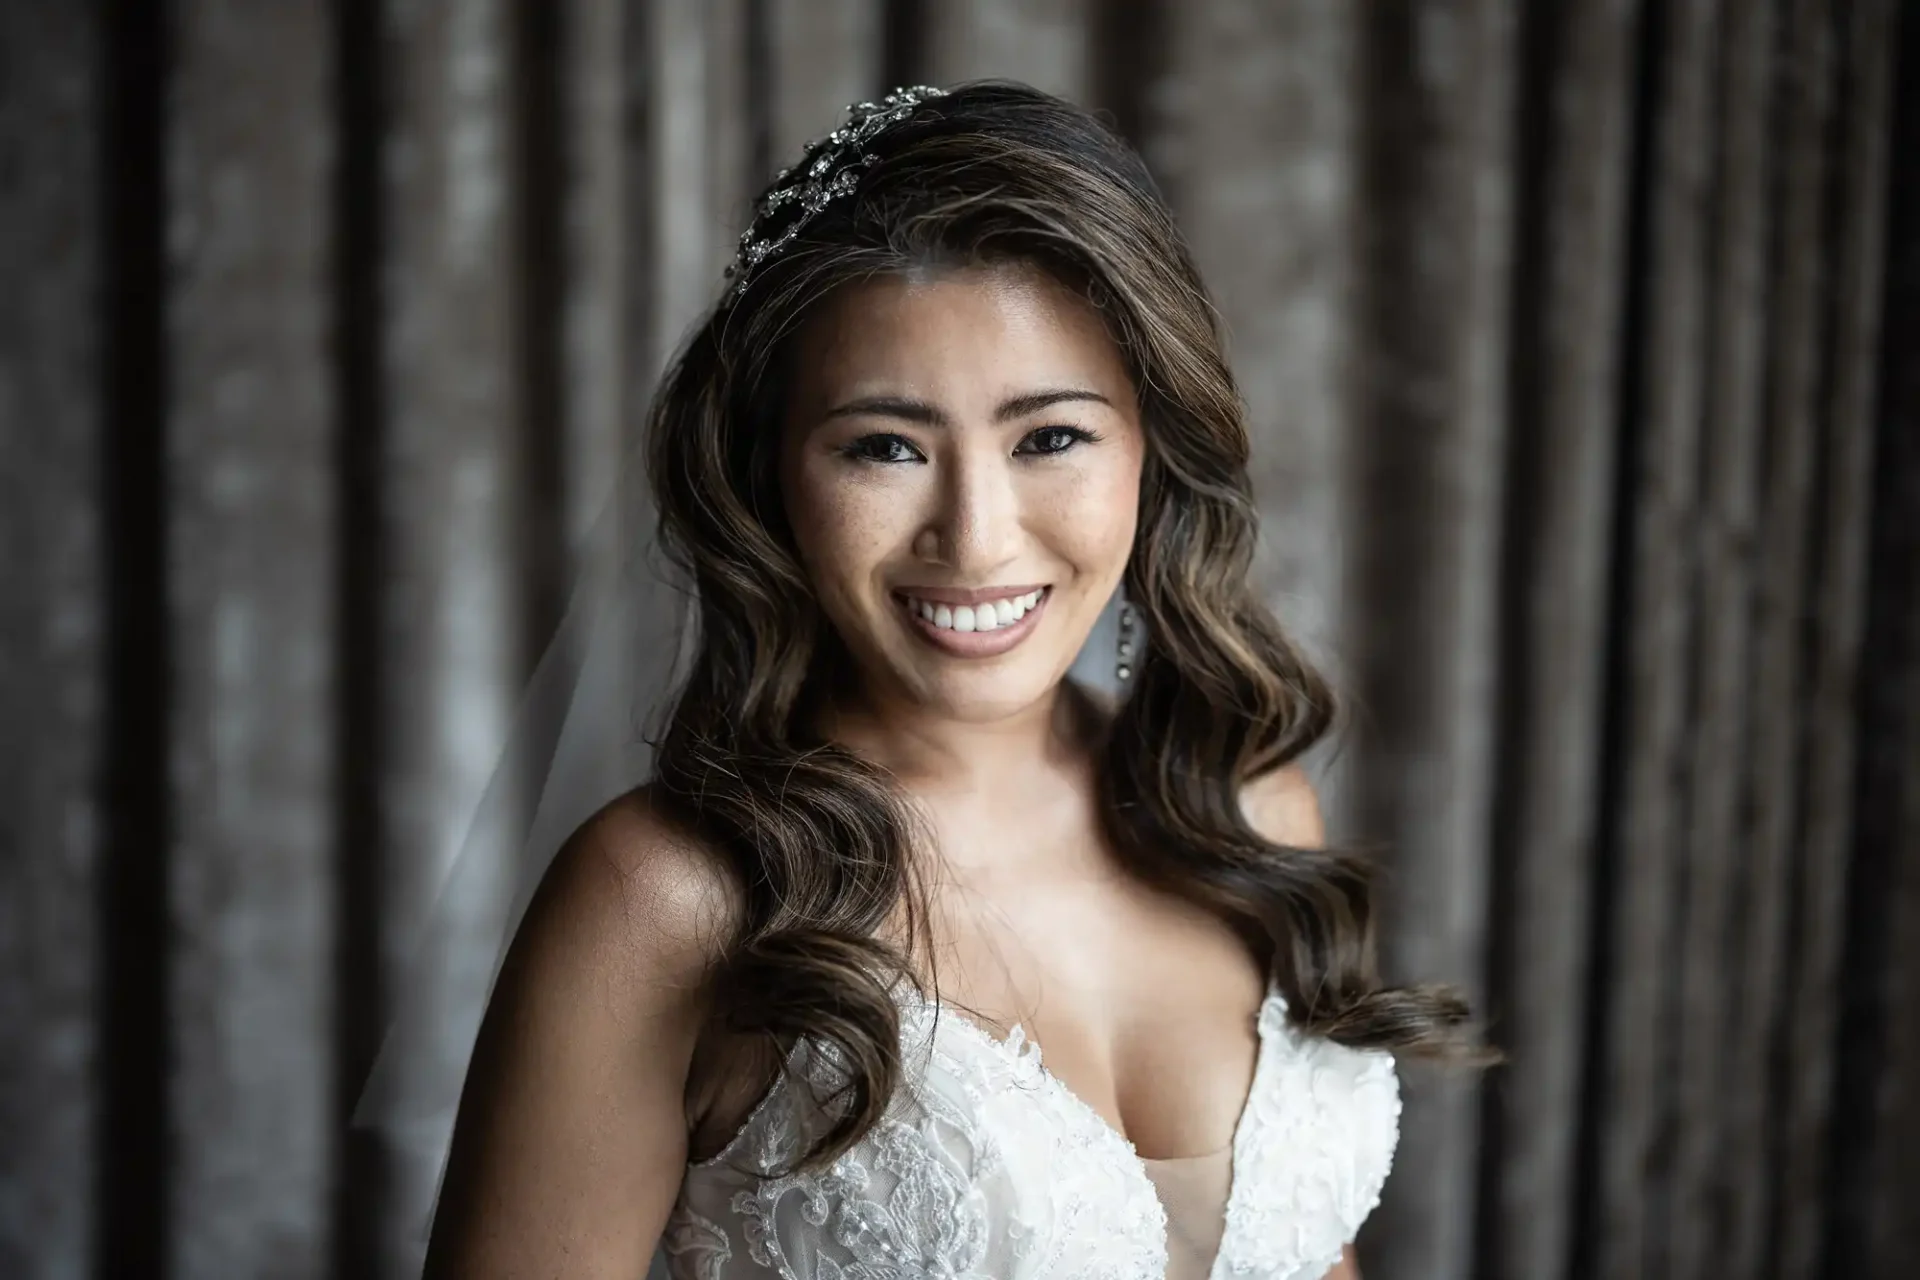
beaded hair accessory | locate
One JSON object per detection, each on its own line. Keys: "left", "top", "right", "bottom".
{"left": 723, "top": 84, "right": 948, "bottom": 302}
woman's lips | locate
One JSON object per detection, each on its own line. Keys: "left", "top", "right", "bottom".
{"left": 893, "top": 587, "right": 1051, "bottom": 658}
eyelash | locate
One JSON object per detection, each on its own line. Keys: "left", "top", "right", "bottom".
{"left": 839, "top": 433, "right": 924, "bottom": 464}
{"left": 1013, "top": 425, "right": 1101, "bottom": 456}
{"left": 838, "top": 426, "right": 1102, "bottom": 465}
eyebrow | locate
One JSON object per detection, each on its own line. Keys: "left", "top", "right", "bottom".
{"left": 821, "top": 388, "right": 1113, "bottom": 427}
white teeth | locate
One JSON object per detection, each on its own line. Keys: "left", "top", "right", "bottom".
{"left": 905, "top": 588, "right": 1046, "bottom": 633}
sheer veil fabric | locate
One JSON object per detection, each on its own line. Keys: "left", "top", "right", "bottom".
{"left": 351, "top": 461, "right": 695, "bottom": 1259}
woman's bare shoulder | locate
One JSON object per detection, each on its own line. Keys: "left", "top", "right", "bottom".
{"left": 1238, "top": 761, "right": 1326, "bottom": 849}
{"left": 427, "top": 786, "right": 741, "bottom": 1275}
{"left": 519, "top": 783, "right": 743, "bottom": 991}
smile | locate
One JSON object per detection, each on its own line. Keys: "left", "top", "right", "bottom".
{"left": 893, "top": 587, "right": 1050, "bottom": 657}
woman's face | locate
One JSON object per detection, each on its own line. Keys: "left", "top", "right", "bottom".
{"left": 780, "top": 261, "right": 1146, "bottom": 723}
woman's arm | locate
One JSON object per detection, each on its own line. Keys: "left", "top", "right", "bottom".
{"left": 1323, "top": 1244, "right": 1361, "bottom": 1279}
{"left": 1244, "top": 767, "right": 1365, "bottom": 1280}
{"left": 423, "top": 791, "right": 737, "bottom": 1279}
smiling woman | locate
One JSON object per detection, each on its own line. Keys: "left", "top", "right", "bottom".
{"left": 780, "top": 265, "right": 1144, "bottom": 717}
{"left": 420, "top": 82, "right": 1481, "bottom": 1280}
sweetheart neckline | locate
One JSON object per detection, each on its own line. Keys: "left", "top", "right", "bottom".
{"left": 901, "top": 980, "right": 1285, "bottom": 1167}
{"left": 689, "top": 978, "right": 1288, "bottom": 1178}
{"left": 673, "top": 978, "right": 1396, "bottom": 1280}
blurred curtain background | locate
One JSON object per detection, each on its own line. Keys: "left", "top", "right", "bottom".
{"left": 4, "top": 1, "right": 1916, "bottom": 1278}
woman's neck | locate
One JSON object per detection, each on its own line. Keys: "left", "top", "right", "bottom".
{"left": 818, "top": 677, "right": 1104, "bottom": 797}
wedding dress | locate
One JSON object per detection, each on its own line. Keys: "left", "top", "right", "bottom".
{"left": 652, "top": 976, "right": 1400, "bottom": 1280}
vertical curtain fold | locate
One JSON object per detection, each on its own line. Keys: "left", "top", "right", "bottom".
{"left": 1592, "top": 4, "right": 1720, "bottom": 1275}
{"left": 164, "top": 5, "right": 338, "bottom": 1277}
{"left": 1347, "top": 7, "right": 1517, "bottom": 1275}
{"left": 0, "top": 6, "right": 106, "bottom": 1278}
{"left": 1478, "top": 2, "right": 1640, "bottom": 1277}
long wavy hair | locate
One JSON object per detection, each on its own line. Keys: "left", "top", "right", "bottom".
{"left": 644, "top": 81, "right": 1477, "bottom": 1174}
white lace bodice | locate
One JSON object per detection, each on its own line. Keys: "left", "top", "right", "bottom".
{"left": 654, "top": 980, "right": 1400, "bottom": 1280}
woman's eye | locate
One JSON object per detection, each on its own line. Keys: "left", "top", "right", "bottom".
{"left": 1015, "top": 426, "right": 1097, "bottom": 457}
{"left": 842, "top": 433, "right": 923, "bottom": 464}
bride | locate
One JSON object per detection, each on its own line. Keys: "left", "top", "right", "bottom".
{"left": 419, "top": 81, "right": 1476, "bottom": 1280}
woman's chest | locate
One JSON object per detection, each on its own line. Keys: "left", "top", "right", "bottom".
{"left": 910, "top": 864, "right": 1269, "bottom": 1161}
{"left": 689, "top": 863, "right": 1269, "bottom": 1167}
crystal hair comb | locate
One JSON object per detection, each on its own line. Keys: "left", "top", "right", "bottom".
{"left": 723, "top": 84, "right": 948, "bottom": 302}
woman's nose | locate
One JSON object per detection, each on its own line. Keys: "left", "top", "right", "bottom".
{"left": 915, "top": 448, "right": 1020, "bottom": 571}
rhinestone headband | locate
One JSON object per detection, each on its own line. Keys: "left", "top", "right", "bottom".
{"left": 724, "top": 84, "right": 948, "bottom": 301}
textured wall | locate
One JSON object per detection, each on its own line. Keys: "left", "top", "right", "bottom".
{"left": 2, "top": 2, "right": 1915, "bottom": 1278}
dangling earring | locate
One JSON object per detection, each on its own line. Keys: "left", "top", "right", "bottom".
{"left": 1116, "top": 602, "right": 1138, "bottom": 682}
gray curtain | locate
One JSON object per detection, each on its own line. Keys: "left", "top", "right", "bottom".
{"left": 3, "top": 2, "right": 1915, "bottom": 1278}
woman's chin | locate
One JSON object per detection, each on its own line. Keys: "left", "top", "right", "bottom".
{"left": 896, "top": 661, "right": 1066, "bottom": 724}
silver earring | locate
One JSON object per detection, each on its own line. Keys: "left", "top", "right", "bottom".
{"left": 1116, "top": 603, "right": 1137, "bottom": 682}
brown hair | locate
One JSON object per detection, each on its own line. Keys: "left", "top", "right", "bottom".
{"left": 644, "top": 81, "right": 1477, "bottom": 1175}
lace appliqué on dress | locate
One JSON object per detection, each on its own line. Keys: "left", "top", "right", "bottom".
{"left": 659, "top": 986, "right": 1398, "bottom": 1280}
{"left": 1212, "top": 999, "right": 1402, "bottom": 1280}
{"left": 661, "top": 1206, "right": 734, "bottom": 1280}
{"left": 920, "top": 1006, "right": 1167, "bottom": 1280}
{"left": 728, "top": 1099, "right": 997, "bottom": 1279}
